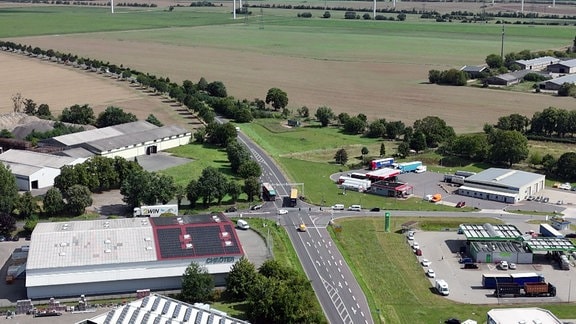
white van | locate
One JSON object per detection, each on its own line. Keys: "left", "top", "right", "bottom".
{"left": 332, "top": 204, "right": 345, "bottom": 210}
{"left": 237, "top": 219, "right": 250, "bottom": 230}
{"left": 435, "top": 279, "right": 450, "bottom": 296}
{"left": 348, "top": 205, "right": 362, "bottom": 211}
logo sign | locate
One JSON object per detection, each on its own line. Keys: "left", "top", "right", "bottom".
{"left": 206, "top": 256, "right": 235, "bottom": 264}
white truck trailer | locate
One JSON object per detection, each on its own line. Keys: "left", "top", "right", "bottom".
{"left": 133, "top": 204, "right": 178, "bottom": 217}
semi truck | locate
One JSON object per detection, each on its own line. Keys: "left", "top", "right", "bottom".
{"left": 494, "top": 282, "right": 556, "bottom": 297}
{"left": 482, "top": 273, "right": 544, "bottom": 289}
{"left": 395, "top": 161, "right": 422, "bottom": 173}
{"left": 369, "top": 158, "right": 394, "bottom": 170}
{"left": 133, "top": 204, "right": 178, "bottom": 217}
{"left": 539, "top": 223, "right": 564, "bottom": 238}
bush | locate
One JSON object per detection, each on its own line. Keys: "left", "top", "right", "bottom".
{"left": 344, "top": 11, "right": 356, "bottom": 19}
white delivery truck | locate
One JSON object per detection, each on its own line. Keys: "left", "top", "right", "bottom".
{"left": 435, "top": 279, "right": 450, "bottom": 296}
{"left": 133, "top": 204, "right": 178, "bottom": 217}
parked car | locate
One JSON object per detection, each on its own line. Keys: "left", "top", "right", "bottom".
{"left": 0, "top": 235, "right": 5, "bottom": 242}
{"left": 11, "top": 235, "right": 18, "bottom": 241}
{"left": 426, "top": 268, "right": 436, "bottom": 278}
{"left": 572, "top": 186, "right": 576, "bottom": 191}
{"left": 527, "top": 196, "right": 534, "bottom": 201}
{"left": 509, "top": 262, "right": 517, "bottom": 270}
{"left": 499, "top": 260, "right": 509, "bottom": 270}
{"left": 407, "top": 231, "right": 415, "bottom": 240}
{"left": 542, "top": 197, "right": 550, "bottom": 203}
{"left": 421, "top": 259, "right": 431, "bottom": 267}
{"left": 455, "top": 201, "right": 466, "bottom": 208}
{"left": 277, "top": 209, "right": 288, "bottom": 215}
{"left": 225, "top": 206, "right": 237, "bottom": 212}
{"left": 445, "top": 319, "right": 461, "bottom": 324}
{"left": 369, "top": 207, "right": 381, "bottom": 212}
{"left": 459, "top": 257, "right": 473, "bottom": 264}
{"left": 412, "top": 242, "right": 420, "bottom": 250}
{"left": 462, "top": 263, "right": 479, "bottom": 269}
{"left": 251, "top": 204, "right": 263, "bottom": 210}
{"left": 559, "top": 182, "right": 572, "bottom": 190}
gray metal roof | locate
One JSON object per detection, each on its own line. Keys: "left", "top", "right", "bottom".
{"left": 2, "top": 161, "right": 43, "bottom": 177}
{"left": 460, "top": 65, "right": 487, "bottom": 72}
{"left": 0, "top": 149, "right": 81, "bottom": 169}
{"left": 27, "top": 218, "right": 157, "bottom": 270}
{"left": 546, "top": 74, "right": 576, "bottom": 86}
{"left": 85, "top": 293, "right": 250, "bottom": 324}
{"left": 465, "top": 168, "right": 544, "bottom": 190}
{"left": 82, "top": 125, "right": 191, "bottom": 153}
{"left": 516, "top": 56, "right": 560, "bottom": 67}
{"left": 460, "top": 223, "right": 523, "bottom": 241}
{"left": 549, "top": 58, "right": 576, "bottom": 68}
{"left": 55, "top": 147, "right": 95, "bottom": 159}
{"left": 50, "top": 121, "right": 158, "bottom": 147}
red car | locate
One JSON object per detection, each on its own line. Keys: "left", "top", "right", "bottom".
{"left": 455, "top": 201, "right": 466, "bottom": 208}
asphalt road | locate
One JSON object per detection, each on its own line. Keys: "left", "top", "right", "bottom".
{"left": 235, "top": 129, "right": 374, "bottom": 324}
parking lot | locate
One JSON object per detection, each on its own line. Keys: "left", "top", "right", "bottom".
{"left": 408, "top": 228, "right": 576, "bottom": 305}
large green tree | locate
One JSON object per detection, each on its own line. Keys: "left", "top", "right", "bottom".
{"left": 224, "top": 257, "right": 258, "bottom": 301}
{"left": 60, "top": 104, "right": 96, "bottom": 125}
{"left": 489, "top": 130, "right": 529, "bottom": 167}
{"left": 180, "top": 262, "right": 214, "bottom": 303}
{"left": 243, "top": 177, "right": 260, "bottom": 202}
{"left": 15, "top": 192, "right": 35, "bottom": 219}
{"left": 0, "top": 164, "right": 18, "bottom": 214}
{"left": 186, "top": 179, "right": 200, "bottom": 208}
{"left": 315, "top": 106, "right": 334, "bottom": 127}
{"left": 265, "top": 88, "right": 289, "bottom": 110}
{"left": 196, "top": 167, "right": 228, "bottom": 206}
{"left": 238, "top": 160, "right": 262, "bottom": 179}
{"left": 409, "top": 131, "right": 427, "bottom": 153}
{"left": 66, "top": 185, "right": 93, "bottom": 216}
{"left": 227, "top": 141, "right": 251, "bottom": 174}
{"left": 95, "top": 106, "right": 138, "bottom": 128}
{"left": 556, "top": 152, "right": 576, "bottom": 181}
{"left": 413, "top": 116, "right": 455, "bottom": 148}
{"left": 43, "top": 188, "right": 64, "bottom": 216}
{"left": 334, "top": 148, "right": 348, "bottom": 165}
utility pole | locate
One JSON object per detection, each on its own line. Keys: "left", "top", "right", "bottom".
{"left": 500, "top": 24, "right": 505, "bottom": 60}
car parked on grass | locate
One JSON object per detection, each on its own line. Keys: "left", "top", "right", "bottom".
{"left": 421, "top": 259, "right": 431, "bottom": 267}
{"left": 407, "top": 231, "right": 415, "bottom": 240}
{"left": 412, "top": 242, "right": 420, "bottom": 250}
{"left": 426, "top": 268, "right": 436, "bottom": 278}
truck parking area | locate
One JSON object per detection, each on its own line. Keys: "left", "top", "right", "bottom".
{"left": 410, "top": 229, "right": 576, "bottom": 304}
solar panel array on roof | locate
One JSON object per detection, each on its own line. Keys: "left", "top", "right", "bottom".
{"left": 525, "top": 238, "right": 576, "bottom": 252}
{"left": 459, "top": 224, "right": 523, "bottom": 241}
{"left": 151, "top": 214, "right": 226, "bottom": 227}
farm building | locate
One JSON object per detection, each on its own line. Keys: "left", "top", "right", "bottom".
{"left": 547, "top": 58, "right": 576, "bottom": 74}
{"left": 515, "top": 56, "right": 560, "bottom": 71}
{"left": 41, "top": 121, "right": 192, "bottom": 160}
{"left": 457, "top": 168, "right": 545, "bottom": 203}
{"left": 26, "top": 214, "right": 244, "bottom": 299}
{"left": 539, "top": 74, "right": 576, "bottom": 91}
{"left": 487, "top": 308, "right": 562, "bottom": 324}
{"left": 82, "top": 293, "right": 249, "bottom": 324}
{"left": 0, "top": 149, "right": 86, "bottom": 191}
{"left": 460, "top": 65, "right": 488, "bottom": 79}
{"left": 486, "top": 69, "right": 550, "bottom": 86}
{"left": 369, "top": 181, "right": 413, "bottom": 198}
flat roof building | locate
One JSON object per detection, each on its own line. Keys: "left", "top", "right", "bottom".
{"left": 0, "top": 149, "right": 86, "bottom": 191}
{"left": 487, "top": 307, "right": 562, "bottom": 324}
{"left": 27, "top": 214, "right": 244, "bottom": 299}
{"left": 457, "top": 168, "right": 545, "bottom": 203}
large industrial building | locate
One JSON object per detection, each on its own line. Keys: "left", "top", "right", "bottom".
{"left": 26, "top": 214, "right": 244, "bottom": 299}
{"left": 487, "top": 307, "right": 562, "bottom": 324}
{"left": 43, "top": 121, "right": 192, "bottom": 159}
{"left": 457, "top": 168, "right": 545, "bottom": 203}
{"left": 459, "top": 224, "right": 576, "bottom": 264}
{"left": 0, "top": 150, "right": 86, "bottom": 191}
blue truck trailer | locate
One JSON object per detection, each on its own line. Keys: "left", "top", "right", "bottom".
{"left": 396, "top": 161, "right": 422, "bottom": 173}
{"left": 482, "top": 273, "right": 544, "bottom": 289}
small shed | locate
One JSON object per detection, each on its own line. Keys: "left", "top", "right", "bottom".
{"left": 460, "top": 65, "right": 488, "bottom": 79}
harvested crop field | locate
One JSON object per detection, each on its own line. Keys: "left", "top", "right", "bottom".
{"left": 4, "top": 4, "right": 576, "bottom": 133}
{"left": 0, "top": 51, "right": 196, "bottom": 128}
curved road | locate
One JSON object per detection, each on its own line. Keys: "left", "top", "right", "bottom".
{"left": 232, "top": 124, "right": 550, "bottom": 324}
{"left": 236, "top": 130, "right": 374, "bottom": 324}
